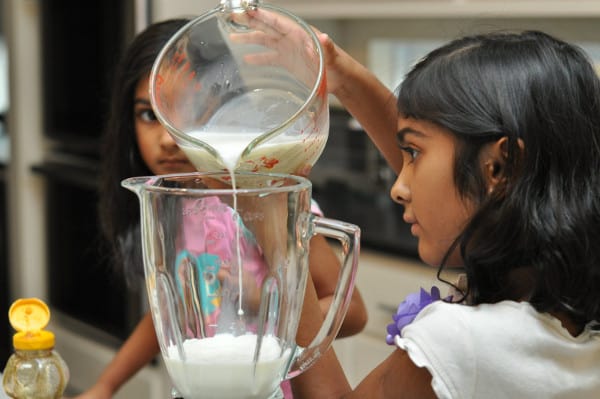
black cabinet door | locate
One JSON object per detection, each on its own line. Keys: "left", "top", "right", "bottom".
{"left": 0, "top": 166, "right": 10, "bottom": 364}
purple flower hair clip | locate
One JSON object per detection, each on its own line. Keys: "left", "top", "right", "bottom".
{"left": 386, "top": 286, "right": 442, "bottom": 345}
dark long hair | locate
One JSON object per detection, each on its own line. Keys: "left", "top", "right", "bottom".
{"left": 99, "top": 19, "right": 189, "bottom": 282}
{"left": 398, "top": 30, "right": 600, "bottom": 325}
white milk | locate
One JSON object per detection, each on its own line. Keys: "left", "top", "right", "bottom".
{"left": 181, "top": 130, "right": 327, "bottom": 175}
{"left": 164, "top": 334, "right": 290, "bottom": 399}
{"left": 185, "top": 130, "right": 263, "bottom": 172}
{"left": 181, "top": 86, "right": 327, "bottom": 173}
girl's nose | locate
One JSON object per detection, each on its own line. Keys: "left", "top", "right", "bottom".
{"left": 159, "top": 127, "right": 178, "bottom": 148}
{"left": 390, "top": 171, "right": 410, "bottom": 205}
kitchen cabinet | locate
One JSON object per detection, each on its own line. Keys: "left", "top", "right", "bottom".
{"left": 3, "top": 1, "right": 170, "bottom": 396}
{"left": 151, "top": 0, "right": 600, "bottom": 72}
{"left": 152, "top": 0, "right": 216, "bottom": 19}
{"left": 0, "top": 162, "right": 9, "bottom": 365}
{"left": 270, "top": 0, "right": 600, "bottom": 19}
{"left": 153, "top": 0, "right": 600, "bottom": 20}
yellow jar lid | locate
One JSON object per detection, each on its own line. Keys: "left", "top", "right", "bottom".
{"left": 8, "top": 298, "right": 55, "bottom": 350}
{"left": 12, "top": 330, "right": 55, "bottom": 350}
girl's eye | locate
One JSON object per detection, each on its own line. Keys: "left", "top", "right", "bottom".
{"left": 400, "top": 146, "right": 419, "bottom": 162}
{"left": 136, "top": 108, "right": 158, "bottom": 122}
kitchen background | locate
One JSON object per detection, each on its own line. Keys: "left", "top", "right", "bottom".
{"left": 2, "top": 0, "right": 600, "bottom": 396}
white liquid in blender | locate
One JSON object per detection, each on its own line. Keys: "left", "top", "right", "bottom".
{"left": 164, "top": 334, "right": 290, "bottom": 399}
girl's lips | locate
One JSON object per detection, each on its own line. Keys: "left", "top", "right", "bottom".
{"left": 403, "top": 213, "right": 416, "bottom": 225}
{"left": 156, "top": 159, "right": 194, "bottom": 174}
{"left": 160, "top": 158, "right": 188, "bottom": 165}
{"left": 410, "top": 223, "right": 420, "bottom": 237}
{"left": 403, "top": 214, "right": 419, "bottom": 236}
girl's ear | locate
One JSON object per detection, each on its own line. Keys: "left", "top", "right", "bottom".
{"left": 483, "top": 136, "right": 524, "bottom": 194}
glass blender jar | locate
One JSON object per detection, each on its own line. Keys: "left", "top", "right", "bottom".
{"left": 123, "top": 172, "right": 359, "bottom": 399}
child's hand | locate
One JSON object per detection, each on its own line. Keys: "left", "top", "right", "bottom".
{"left": 228, "top": 8, "right": 324, "bottom": 91}
{"left": 228, "top": 8, "right": 355, "bottom": 98}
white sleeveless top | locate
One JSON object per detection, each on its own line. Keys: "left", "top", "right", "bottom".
{"left": 394, "top": 300, "right": 600, "bottom": 399}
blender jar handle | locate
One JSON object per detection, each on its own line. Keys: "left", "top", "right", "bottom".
{"left": 286, "top": 216, "right": 360, "bottom": 379}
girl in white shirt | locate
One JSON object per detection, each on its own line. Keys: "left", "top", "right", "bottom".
{"left": 240, "top": 13, "right": 600, "bottom": 398}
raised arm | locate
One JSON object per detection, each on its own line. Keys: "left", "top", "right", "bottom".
{"left": 317, "top": 33, "right": 403, "bottom": 173}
